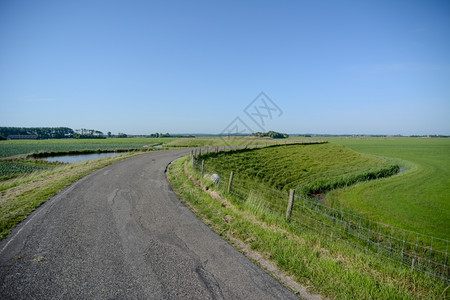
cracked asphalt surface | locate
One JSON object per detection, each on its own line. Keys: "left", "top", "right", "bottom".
{"left": 0, "top": 150, "right": 299, "bottom": 299}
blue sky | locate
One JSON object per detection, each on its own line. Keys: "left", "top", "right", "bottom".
{"left": 1, "top": 0, "right": 449, "bottom": 135}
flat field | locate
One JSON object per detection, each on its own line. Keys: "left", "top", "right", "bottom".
{"left": 328, "top": 137, "right": 450, "bottom": 240}
{"left": 0, "top": 136, "right": 305, "bottom": 158}
{"left": 164, "top": 136, "right": 318, "bottom": 148}
{"left": 0, "top": 137, "right": 177, "bottom": 158}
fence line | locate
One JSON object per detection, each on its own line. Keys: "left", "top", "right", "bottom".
{"left": 190, "top": 147, "right": 449, "bottom": 282}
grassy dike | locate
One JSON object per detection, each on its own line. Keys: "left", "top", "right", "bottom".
{"left": 0, "top": 152, "right": 139, "bottom": 240}
{"left": 167, "top": 156, "right": 448, "bottom": 299}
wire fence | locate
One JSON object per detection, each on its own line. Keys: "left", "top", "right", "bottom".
{"left": 189, "top": 146, "right": 449, "bottom": 283}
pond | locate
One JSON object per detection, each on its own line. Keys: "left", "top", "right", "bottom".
{"left": 44, "top": 152, "right": 122, "bottom": 163}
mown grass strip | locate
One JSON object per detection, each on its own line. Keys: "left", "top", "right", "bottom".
{"left": 0, "top": 152, "right": 139, "bottom": 240}
{"left": 167, "top": 156, "right": 448, "bottom": 300}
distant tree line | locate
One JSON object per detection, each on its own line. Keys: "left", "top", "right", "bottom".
{"left": 0, "top": 127, "right": 181, "bottom": 140}
{"left": 149, "top": 133, "right": 171, "bottom": 138}
{"left": 0, "top": 127, "right": 107, "bottom": 140}
{"left": 252, "top": 131, "right": 289, "bottom": 139}
{"left": 73, "top": 128, "right": 106, "bottom": 139}
{"left": 0, "top": 127, "right": 74, "bottom": 140}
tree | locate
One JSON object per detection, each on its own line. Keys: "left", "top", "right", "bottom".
{"left": 251, "top": 130, "right": 289, "bottom": 139}
{"left": 0, "top": 127, "right": 74, "bottom": 139}
{"left": 73, "top": 128, "right": 106, "bottom": 139}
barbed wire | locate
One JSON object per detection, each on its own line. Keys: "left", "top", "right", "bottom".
{"left": 189, "top": 147, "right": 449, "bottom": 282}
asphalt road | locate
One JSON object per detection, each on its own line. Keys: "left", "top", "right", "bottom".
{"left": 0, "top": 150, "right": 299, "bottom": 299}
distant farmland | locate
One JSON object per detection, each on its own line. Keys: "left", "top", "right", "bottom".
{"left": 0, "top": 137, "right": 177, "bottom": 158}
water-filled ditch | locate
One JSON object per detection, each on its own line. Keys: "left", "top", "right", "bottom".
{"left": 44, "top": 152, "right": 122, "bottom": 163}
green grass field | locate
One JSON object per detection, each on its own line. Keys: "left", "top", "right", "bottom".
{"left": 200, "top": 143, "right": 398, "bottom": 196}
{"left": 0, "top": 136, "right": 305, "bottom": 158}
{"left": 328, "top": 137, "right": 450, "bottom": 240}
{"left": 0, "top": 137, "right": 177, "bottom": 158}
{"left": 164, "top": 136, "right": 320, "bottom": 148}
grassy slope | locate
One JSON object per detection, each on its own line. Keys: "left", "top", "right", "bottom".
{"left": 168, "top": 156, "right": 447, "bottom": 300}
{"left": 328, "top": 137, "right": 450, "bottom": 240}
{"left": 0, "top": 137, "right": 177, "bottom": 158}
{"left": 200, "top": 143, "right": 395, "bottom": 192}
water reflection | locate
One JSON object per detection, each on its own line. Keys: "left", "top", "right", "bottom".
{"left": 45, "top": 152, "right": 122, "bottom": 163}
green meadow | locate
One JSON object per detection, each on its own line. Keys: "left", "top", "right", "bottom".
{"left": 328, "top": 137, "right": 450, "bottom": 240}
{"left": 164, "top": 136, "right": 314, "bottom": 148}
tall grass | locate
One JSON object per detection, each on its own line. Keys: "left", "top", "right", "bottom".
{"left": 192, "top": 142, "right": 449, "bottom": 282}
{"left": 198, "top": 143, "right": 398, "bottom": 195}
{"left": 168, "top": 156, "right": 448, "bottom": 299}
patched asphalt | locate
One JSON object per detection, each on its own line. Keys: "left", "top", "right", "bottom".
{"left": 0, "top": 150, "right": 299, "bottom": 299}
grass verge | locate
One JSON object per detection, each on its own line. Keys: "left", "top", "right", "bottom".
{"left": 167, "top": 155, "right": 449, "bottom": 299}
{"left": 0, "top": 152, "right": 139, "bottom": 240}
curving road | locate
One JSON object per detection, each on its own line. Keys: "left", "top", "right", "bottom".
{"left": 0, "top": 150, "right": 299, "bottom": 299}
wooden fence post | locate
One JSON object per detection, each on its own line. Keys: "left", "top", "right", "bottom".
{"left": 191, "top": 150, "right": 194, "bottom": 166}
{"left": 201, "top": 160, "right": 205, "bottom": 176}
{"left": 286, "top": 189, "right": 295, "bottom": 222}
{"left": 228, "top": 171, "right": 234, "bottom": 193}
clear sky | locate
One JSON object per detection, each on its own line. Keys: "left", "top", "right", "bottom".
{"left": 1, "top": 0, "right": 449, "bottom": 135}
